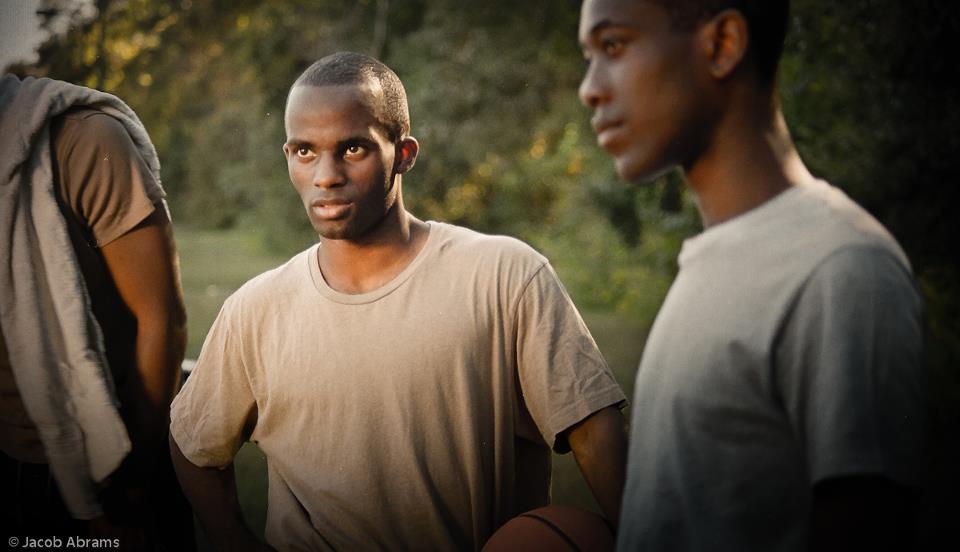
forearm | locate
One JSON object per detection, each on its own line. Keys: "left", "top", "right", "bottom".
{"left": 567, "top": 406, "right": 629, "bottom": 528}
{"left": 169, "top": 434, "right": 267, "bottom": 551}
{"left": 121, "top": 312, "right": 187, "bottom": 478}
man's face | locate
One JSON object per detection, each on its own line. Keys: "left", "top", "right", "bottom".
{"left": 579, "top": 0, "right": 712, "bottom": 182}
{"left": 283, "top": 84, "right": 400, "bottom": 241}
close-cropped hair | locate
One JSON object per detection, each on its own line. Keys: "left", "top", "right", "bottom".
{"left": 291, "top": 51, "right": 410, "bottom": 142}
{"left": 650, "top": 0, "right": 790, "bottom": 85}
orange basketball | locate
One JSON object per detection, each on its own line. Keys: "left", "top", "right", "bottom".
{"left": 482, "top": 505, "right": 615, "bottom": 551}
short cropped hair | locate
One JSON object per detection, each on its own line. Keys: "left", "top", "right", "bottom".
{"left": 291, "top": 52, "right": 410, "bottom": 142}
{"left": 651, "top": 0, "right": 790, "bottom": 85}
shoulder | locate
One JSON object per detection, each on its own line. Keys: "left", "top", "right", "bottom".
{"left": 725, "top": 180, "right": 915, "bottom": 291}
{"left": 780, "top": 242, "right": 924, "bottom": 357}
{"left": 794, "top": 180, "right": 911, "bottom": 271}
{"left": 53, "top": 108, "right": 134, "bottom": 153}
{"left": 785, "top": 183, "right": 922, "bottom": 322}
{"left": 802, "top": 243, "right": 921, "bottom": 310}
{"left": 429, "top": 221, "right": 548, "bottom": 271}
{"left": 51, "top": 108, "right": 144, "bottom": 179}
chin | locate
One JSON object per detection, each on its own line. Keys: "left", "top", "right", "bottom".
{"left": 316, "top": 227, "right": 354, "bottom": 241}
{"left": 311, "top": 221, "right": 350, "bottom": 240}
{"left": 615, "top": 152, "right": 674, "bottom": 185}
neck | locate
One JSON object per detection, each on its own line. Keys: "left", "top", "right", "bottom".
{"left": 317, "top": 194, "right": 430, "bottom": 294}
{"left": 684, "top": 90, "right": 813, "bottom": 228}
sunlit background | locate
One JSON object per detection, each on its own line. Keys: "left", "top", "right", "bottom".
{"left": 2, "top": 0, "right": 957, "bottom": 548}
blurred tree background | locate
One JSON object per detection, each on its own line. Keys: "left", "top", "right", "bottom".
{"left": 5, "top": 0, "right": 958, "bottom": 547}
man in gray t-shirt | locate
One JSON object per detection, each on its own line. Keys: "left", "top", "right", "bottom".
{"left": 578, "top": 0, "right": 924, "bottom": 550}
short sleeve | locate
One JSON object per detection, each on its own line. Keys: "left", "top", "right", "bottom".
{"left": 775, "top": 245, "right": 925, "bottom": 488}
{"left": 52, "top": 109, "right": 165, "bottom": 247}
{"left": 514, "top": 263, "right": 626, "bottom": 453}
{"left": 170, "top": 296, "right": 257, "bottom": 468}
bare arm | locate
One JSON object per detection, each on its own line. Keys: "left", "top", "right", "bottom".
{"left": 99, "top": 208, "right": 187, "bottom": 485}
{"left": 566, "top": 405, "right": 629, "bottom": 530}
{"left": 169, "top": 434, "right": 272, "bottom": 551}
{"left": 810, "top": 475, "right": 918, "bottom": 552}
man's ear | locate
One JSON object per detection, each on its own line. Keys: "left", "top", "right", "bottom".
{"left": 699, "top": 9, "right": 749, "bottom": 80}
{"left": 394, "top": 137, "right": 419, "bottom": 174}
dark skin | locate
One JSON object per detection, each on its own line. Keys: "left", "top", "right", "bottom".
{"left": 92, "top": 208, "right": 187, "bottom": 546}
{"left": 170, "top": 435, "right": 273, "bottom": 552}
{"left": 579, "top": 0, "right": 917, "bottom": 546}
{"left": 566, "top": 405, "right": 628, "bottom": 529}
{"left": 103, "top": 210, "right": 187, "bottom": 470}
{"left": 283, "top": 83, "right": 430, "bottom": 294}
{"left": 171, "top": 82, "right": 628, "bottom": 549}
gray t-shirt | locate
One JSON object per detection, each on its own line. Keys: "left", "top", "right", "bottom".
{"left": 617, "top": 180, "right": 924, "bottom": 551}
{"left": 170, "top": 221, "right": 625, "bottom": 551}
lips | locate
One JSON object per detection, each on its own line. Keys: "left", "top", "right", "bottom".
{"left": 310, "top": 198, "right": 352, "bottom": 220}
{"left": 591, "top": 116, "right": 623, "bottom": 148}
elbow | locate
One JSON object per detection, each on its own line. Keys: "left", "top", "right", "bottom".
{"left": 171, "top": 301, "right": 188, "bottom": 345}
{"left": 159, "top": 294, "right": 188, "bottom": 345}
{"left": 145, "top": 300, "right": 188, "bottom": 354}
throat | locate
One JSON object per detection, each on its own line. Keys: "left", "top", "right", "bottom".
{"left": 317, "top": 217, "right": 430, "bottom": 294}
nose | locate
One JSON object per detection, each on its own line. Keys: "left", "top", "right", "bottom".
{"left": 312, "top": 153, "right": 344, "bottom": 189}
{"left": 579, "top": 61, "right": 607, "bottom": 108}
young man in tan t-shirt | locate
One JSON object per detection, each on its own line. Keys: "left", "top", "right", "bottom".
{"left": 169, "top": 52, "right": 628, "bottom": 551}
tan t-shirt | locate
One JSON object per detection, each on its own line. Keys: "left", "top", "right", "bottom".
{"left": 170, "top": 222, "right": 625, "bottom": 551}
{"left": 0, "top": 108, "right": 165, "bottom": 462}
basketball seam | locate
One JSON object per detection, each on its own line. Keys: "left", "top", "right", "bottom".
{"left": 517, "top": 513, "right": 582, "bottom": 552}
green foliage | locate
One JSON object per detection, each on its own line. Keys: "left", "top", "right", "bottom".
{"left": 19, "top": 0, "right": 703, "bottom": 315}
{"left": 16, "top": 0, "right": 956, "bottom": 373}
{"left": 18, "top": 0, "right": 956, "bottom": 399}
{"left": 15, "top": 0, "right": 957, "bottom": 541}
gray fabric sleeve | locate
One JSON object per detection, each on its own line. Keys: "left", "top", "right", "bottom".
{"left": 514, "top": 263, "right": 627, "bottom": 453}
{"left": 169, "top": 295, "right": 257, "bottom": 469}
{"left": 775, "top": 245, "right": 925, "bottom": 488}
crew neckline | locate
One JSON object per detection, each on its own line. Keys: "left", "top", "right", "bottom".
{"left": 308, "top": 221, "right": 439, "bottom": 305}
{"left": 678, "top": 179, "right": 826, "bottom": 265}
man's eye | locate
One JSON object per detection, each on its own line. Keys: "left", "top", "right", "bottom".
{"left": 602, "top": 38, "right": 625, "bottom": 55}
{"left": 296, "top": 146, "right": 312, "bottom": 157}
{"left": 344, "top": 145, "right": 366, "bottom": 157}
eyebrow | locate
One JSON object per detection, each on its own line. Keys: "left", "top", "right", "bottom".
{"left": 339, "top": 136, "right": 378, "bottom": 149}
{"left": 284, "top": 136, "right": 378, "bottom": 149}
{"left": 580, "top": 19, "right": 628, "bottom": 46}
{"left": 588, "top": 19, "right": 617, "bottom": 36}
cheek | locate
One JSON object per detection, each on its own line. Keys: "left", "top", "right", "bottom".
{"left": 289, "top": 156, "right": 313, "bottom": 176}
{"left": 287, "top": 163, "right": 312, "bottom": 195}
{"left": 353, "top": 159, "right": 392, "bottom": 188}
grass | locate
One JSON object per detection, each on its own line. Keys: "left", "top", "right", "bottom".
{"left": 176, "top": 226, "right": 289, "bottom": 359}
{"left": 174, "top": 224, "right": 647, "bottom": 542}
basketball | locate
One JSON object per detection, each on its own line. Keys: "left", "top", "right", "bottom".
{"left": 482, "top": 505, "right": 615, "bottom": 551}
